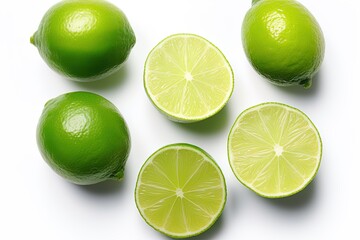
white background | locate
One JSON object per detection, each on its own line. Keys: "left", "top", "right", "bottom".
{"left": 1, "top": 0, "right": 359, "bottom": 239}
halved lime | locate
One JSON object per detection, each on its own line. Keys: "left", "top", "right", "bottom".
{"left": 144, "top": 33, "right": 234, "bottom": 122}
{"left": 135, "top": 143, "right": 226, "bottom": 238}
{"left": 228, "top": 102, "right": 322, "bottom": 198}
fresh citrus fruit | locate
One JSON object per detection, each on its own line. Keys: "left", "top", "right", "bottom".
{"left": 31, "top": 0, "right": 136, "bottom": 81}
{"left": 144, "top": 33, "right": 234, "bottom": 123}
{"left": 135, "top": 143, "right": 226, "bottom": 238}
{"left": 242, "top": 0, "right": 325, "bottom": 88}
{"left": 228, "top": 102, "right": 322, "bottom": 198}
{"left": 37, "top": 91, "right": 131, "bottom": 185}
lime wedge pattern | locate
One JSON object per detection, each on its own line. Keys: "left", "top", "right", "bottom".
{"left": 228, "top": 102, "right": 322, "bottom": 198}
{"left": 135, "top": 143, "right": 226, "bottom": 238}
{"left": 144, "top": 34, "right": 234, "bottom": 122}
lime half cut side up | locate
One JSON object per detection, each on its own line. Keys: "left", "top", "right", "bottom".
{"left": 135, "top": 143, "right": 226, "bottom": 238}
{"left": 228, "top": 102, "right": 322, "bottom": 198}
{"left": 144, "top": 34, "right": 234, "bottom": 123}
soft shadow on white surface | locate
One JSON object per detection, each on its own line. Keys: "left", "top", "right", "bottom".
{"left": 271, "top": 70, "right": 323, "bottom": 97}
{"left": 68, "top": 65, "right": 130, "bottom": 92}
{"left": 189, "top": 216, "right": 225, "bottom": 240}
{"left": 172, "top": 106, "right": 230, "bottom": 135}
{"left": 73, "top": 176, "right": 128, "bottom": 197}
{"left": 226, "top": 183, "right": 244, "bottom": 216}
{"left": 262, "top": 178, "right": 318, "bottom": 210}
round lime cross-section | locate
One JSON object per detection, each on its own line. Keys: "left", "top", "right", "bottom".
{"left": 135, "top": 143, "right": 226, "bottom": 238}
{"left": 228, "top": 102, "right": 322, "bottom": 198}
{"left": 144, "top": 34, "right": 234, "bottom": 122}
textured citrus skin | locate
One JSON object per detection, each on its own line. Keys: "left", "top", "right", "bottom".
{"left": 37, "top": 91, "right": 130, "bottom": 185}
{"left": 31, "top": 0, "right": 136, "bottom": 81}
{"left": 242, "top": 0, "right": 325, "bottom": 88}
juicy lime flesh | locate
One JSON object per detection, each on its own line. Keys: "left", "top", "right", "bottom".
{"left": 228, "top": 103, "right": 321, "bottom": 198}
{"left": 242, "top": 0, "right": 325, "bottom": 87}
{"left": 37, "top": 91, "right": 130, "bottom": 185}
{"left": 32, "top": 0, "right": 135, "bottom": 81}
{"left": 135, "top": 144, "right": 226, "bottom": 238}
{"left": 144, "top": 34, "right": 233, "bottom": 122}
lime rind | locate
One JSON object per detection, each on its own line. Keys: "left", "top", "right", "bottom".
{"left": 31, "top": 0, "right": 136, "bottom": 81}
{"left": 228, "top": 102, "right": 322, "bottom": 198}
{"left": 252, "top": 0, "right": 262, "bottom": 5}
{"left": 36, "top": 91, "right": 131, "bottom": 185}
{"left": 144, "top": 33, "right": 234, "bottom": 123}
{"left": 242, "top": 0, "right": 325, "bottom": 88}
{"left": 135, "top": 143, "right": 227, "bottom": 238}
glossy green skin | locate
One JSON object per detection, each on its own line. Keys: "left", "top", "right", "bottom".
{"left": 31, "top": 0, "right": 136, "bottom": 81}
{"left": 242, "top": 0, "right": 325, "bottom": 88}
{"left": 37, "top": 92, "right": 131, "bottom": 185}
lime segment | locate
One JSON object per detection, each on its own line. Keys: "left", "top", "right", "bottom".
{"left": 228, "top": 102, "right": 322, "bottom": 198}
{"left": 144, "top": 34, "right": 234, "bottom": 122}
{"left": 135, "top": 143, "right": 226, "bottom": 238}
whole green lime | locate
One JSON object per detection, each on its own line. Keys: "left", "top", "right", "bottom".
{"left": 37, "top": 91, "right": 131, "bottom": 185}
{"left": 31, "top": 0, "right": 136, "bottom": 81}
{"left": 242, "top": 0, "right": 325, "bottom": 88}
